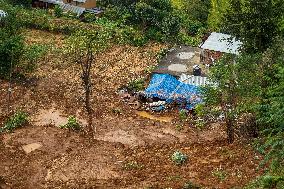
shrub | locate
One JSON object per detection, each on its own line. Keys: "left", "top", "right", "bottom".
{"left": 54, "top": 5, "right": 63, "bottom": 18}
{"left": 171, "top": 151, "right": 187, "bottom": 165}
{"left": 23, "top": 44, "right": 48, "bottom": 72}
{"left": 0, "top": 111, "right": 28, "bottom": 133}
{"left": 175, "top": 124, "right": 184, "bottom": 131}
{"left": 179, "top": 109, "right": 188, "bottom": 121}
{"left": 212, "top": 168, "right": 227, "bottom": 181}
{"left": 82, "top": 13, "right": 97, "bottom": 23}
{"left": 0, "top": 9, "right": 25, "bottom": 78}
{"left": 59, "top": 116, "right": 81, "bottom": 131}
{"left": 9, "top": 0, "right": 32, "bottom": 7}
{"left": 145, "top": 26, "right": 164, "bottom": 42}
{"left": 183, "top": 181, "right": 200, "bottom": 189}
{"left": 127, "top": 78, "right": 145, "bottom": 92}
{"left": 161, "top": 15, "right": 180, "bottom": 36}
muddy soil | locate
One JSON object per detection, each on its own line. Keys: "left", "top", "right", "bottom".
{"left": 0, "top": 29, "right": 263, "bottom": 189}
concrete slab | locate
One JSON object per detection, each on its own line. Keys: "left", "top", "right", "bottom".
{"left": 154, "top": 46, "right": 208, "bottom": 76}
{"left": 168, "top": 64, "right": 188, "bottom": 72}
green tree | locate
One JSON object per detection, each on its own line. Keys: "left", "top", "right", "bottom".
{"left": 207, "top": 0, "right": 229, "bottom": 30}
{"left": 223, "top": 0, "right": 284, "bottom": 53}
{"left": 203, "top": 54, "right": 261, "bottom": 143}
{"left": 184, "top": 0, "right": 211, "bottom": 23}
{"left": 54, "top": 5, "right": 63, "bottom": 18}
{"left": 9, "top": 0, "right": 32, "bottom": 7}
{"left": 67, "top": 30, "right": 110, "bottom": 136}
{"left": 0, "top": 8, "right": 25, "bottom": 113}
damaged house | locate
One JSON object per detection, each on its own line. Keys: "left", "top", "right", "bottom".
{"left": 200, "top": 32, "right": 243, "bottom": 65}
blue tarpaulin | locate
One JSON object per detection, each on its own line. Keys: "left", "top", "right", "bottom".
{"left": 144, "top": 74, "right": 202, "bottom": 110}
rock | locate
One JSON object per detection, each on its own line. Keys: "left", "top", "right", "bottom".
{"left": 22, "top": 143, "right": 42, "bottom": 154}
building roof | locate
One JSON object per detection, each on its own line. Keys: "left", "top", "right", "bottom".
{"left": 59, "top": 3, "right": 85, "bottom": 16}
{"left": 39, "top": 0, "right": 63, "bottom": 4}
{"left": 73, "top": 0, "right": 86, "bottom": 3}
{"left": 200, "top": 32, "right": 242, "bottom": 55}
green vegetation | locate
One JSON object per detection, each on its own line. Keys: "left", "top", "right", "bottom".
{"left": 179, "top": 109, "right": 187, "bottom": 121}
{"left": 0, "top": 111, "right": 28, "bottom": 133}
{"left": 183, "top": 181, "right": 200, "bottom": 189}
{"left": 212, "top": 168, "right": 227, "bottom": 181}
{"left": 98, "top": 0, "right": 209, "bottom": 45}
{"left": 66, "top": 29, "right": 110, "bottom": 134}
{"left": 171, "top": 151, "right": 187, "bottom": 165}
{"left": 54, "top": 5, "right": 63, "bottom": 18}
{"left": 123, "top": 161, "right": 143, "bottom": 170}
{"left": 199, "top": 0, "right": 284, "bottom": 187}
{"left": 175, "top": 124, "right": 184, "bottom": 131}
{"left": 0, "top": 8, "right": 25, "bottom": 78}
{"left": 127, "top": 78, "right": 145, "bottom": 92}
{"left": 59, "top": 116, "right": 81, "bottom": 131}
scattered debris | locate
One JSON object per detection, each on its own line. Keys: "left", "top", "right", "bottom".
{"left": 143, "top": 74, "right": 202, "bottom": 110}
{"left": 179, "top": 74, "right": 209, "bottom": 86}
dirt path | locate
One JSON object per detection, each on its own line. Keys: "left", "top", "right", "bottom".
{"left": 0, "top": 29, "right": 263, "bottom": 189}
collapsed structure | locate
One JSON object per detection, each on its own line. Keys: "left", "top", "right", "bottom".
{"left": 200, "top": 32, "right": 243, "bottom": 65}
{"left": 32, "top": 0, "right": 102, "bottom": 17}
{"left": 138, "top": 33, "right": 242, "bottom": 111}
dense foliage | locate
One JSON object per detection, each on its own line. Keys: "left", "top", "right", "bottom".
{"left": 0, "top": 8, "right": 25, "bottom": 78}
{"left": 0, "top": 111, "right": 28, "bottom": 132}
{"left": 202, "top": 0, "right": 284, "bottom": 187}
{"left": 98, "top": 0, "right": 209, "bottom": 45}
{"left": 223, "top": 0, "right": 284, "bottom": 53}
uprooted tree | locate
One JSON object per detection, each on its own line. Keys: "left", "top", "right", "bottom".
{"left": 66, "top": 30, "right": 110, "bottom": 135}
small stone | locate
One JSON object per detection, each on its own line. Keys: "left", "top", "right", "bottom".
{"left": 22, "top": 143, "right": 42, "bottom": 154}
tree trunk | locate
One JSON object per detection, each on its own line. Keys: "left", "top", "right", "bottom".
{"left": 226, "top": 116, "right": 234, "bottom": 144}
{"left": 7, "top": 54, "right": 13, "bottom": 114}
{"left": 84, "top": 78, "right": 93, "bottom": 137}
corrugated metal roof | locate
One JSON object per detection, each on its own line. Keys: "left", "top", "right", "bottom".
{"left": 73, "top": 0, "right": 86, "bottom": 3}
{"left": 179, "top": 74, "right": 209, "bottom": 86}
{"left": 200, "top": 32, "right": 242, "bottom": 55}
{"left": 59, "top": 3, "right": 85, "bottom": 16}
{"left": 0, "top": 10, "right": 7, "bottom": 18}
{"left": 39, "top": 0, "right": 63, "bottom": 4}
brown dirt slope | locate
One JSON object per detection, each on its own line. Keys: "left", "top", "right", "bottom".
{"left": 0, "top": 29, "right": 262, "bottom": 189}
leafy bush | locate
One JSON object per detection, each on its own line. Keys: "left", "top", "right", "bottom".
{"left": 175, "top": 124, "right": 184, "bottom": 131}
{"left": 211, "top": 168, "right": 227, "bottom": 181}
{"left": 179, "top": 109, "right": 187, "bottom": 121}
{"left": 183, "top": 181, "right": 200, "bottom": 189}
{"left": 145, "top": 26, "right": 164, "bottom": 42}
{"left": 0, "top": 111, "right": 28, "bottom": 133}
{"left": 23, "top": 44, "right": 48, "bottom": 72}
{"left": 127, "top": 78, "right": 145, "bottom": 92}
{"left": 99, "top": 0, "right": 183, "bottom": 43}
{"left": 161, "top": 15, "right": 180, "bottom": 36}
{"left": 245, "top": 174, "right": 284, "bottom": 189}
{"left": 82, "top": 13, "right": 97, "bottom": 23}
{"left": 60, "top": 116, "right": 81, "bottom": 131}
{"left": 54, "top": 5, "right": 63, "bottom": 18}
{"left": 0, "top": 8, "right": 25, "bottom": 78}
{"left": 171, "top": 151, "right": 187, "bottom": 165}
{"left": 9, "top": 0, "right": 32, "bottom": 7}
{"left": 103, "top": 6, "right": 132, "bottom": 25}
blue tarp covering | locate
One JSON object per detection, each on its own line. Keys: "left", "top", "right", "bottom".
{"left": 144, "top": 74, "right": 202, "bottom": 110}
